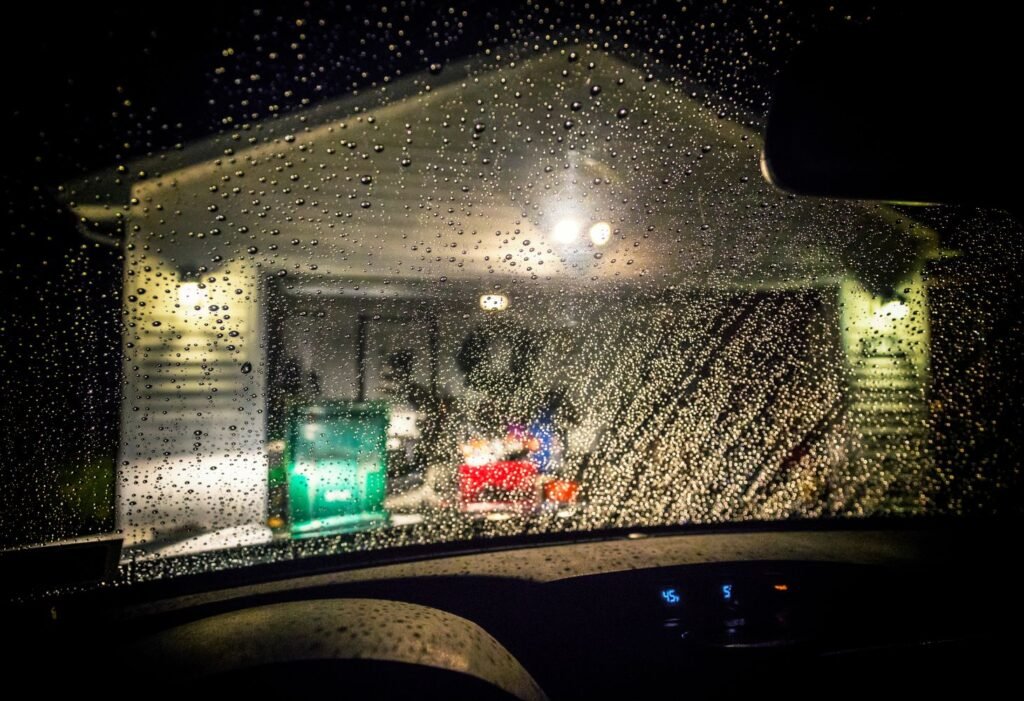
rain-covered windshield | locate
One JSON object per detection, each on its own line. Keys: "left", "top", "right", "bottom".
{"left": 3, "top": 2, "right": 1022, "bottom": 583}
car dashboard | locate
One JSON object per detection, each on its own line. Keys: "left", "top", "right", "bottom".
{"left": 11, "top": 527, "right": 1019, "bottom": 699}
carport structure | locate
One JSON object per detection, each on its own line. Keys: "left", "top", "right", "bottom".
{"left": 63, "top": 45, "right": 939, "bottom": 551}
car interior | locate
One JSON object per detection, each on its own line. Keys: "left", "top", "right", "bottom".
{"left": 3, "top": 4, "right": 1022, "bottom": 698}
{"left": 9, "top": 524, "right": 1020, "bottom": 698}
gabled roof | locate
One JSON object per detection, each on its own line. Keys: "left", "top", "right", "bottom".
{"left": 61, "top": 45, "right": 939, "bottom": 291}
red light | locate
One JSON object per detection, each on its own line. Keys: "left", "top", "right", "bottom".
{"left": 773, "top": 583, "right": 789, "bottom": 592}
{"left": 544, "top": 479, "right": 580, "bottom": 503}
{"left": 459, "top": 461, "right": 538, "bottom": 504}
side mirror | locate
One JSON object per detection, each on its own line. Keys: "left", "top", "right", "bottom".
{"left": 763, "top": 14, "right": 1018, "bottom": 212}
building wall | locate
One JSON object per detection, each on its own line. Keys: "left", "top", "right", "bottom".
{"left": 117, "top": 221, "right": 268, "bottom": 548}
{"left": 837, "top": 272, "right": 933, "bottom": 514}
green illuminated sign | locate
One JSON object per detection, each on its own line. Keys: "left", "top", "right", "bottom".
{"left": 284, "top": 401, "right": 389, "bottom": 535}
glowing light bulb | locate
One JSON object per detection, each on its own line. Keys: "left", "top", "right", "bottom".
{"left": 881, "top": 300, "right": 910, "bottom": 319}
{"left": 178, "top": 282, "right": 206, "bottom": 306}
{"left": 479, "top": 294, "right": 509, "bottom": 311}
{"left": 589, "top": 221, "right": 611, "bottom": 246}
{"left": 553, "top": 217, "right": 582, "bottom": 244}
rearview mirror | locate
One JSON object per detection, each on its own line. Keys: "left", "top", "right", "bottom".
{"left": 763, "top": 13, "right": 1018, "bottom": 212}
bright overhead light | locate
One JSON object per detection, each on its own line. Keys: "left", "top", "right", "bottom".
{"left": 876, "top": 299, "right": 910, "bottom": 320}
{"left": 553, "top": 217, "right": 582, "bottom": 244}
{"left": 868, "top": 299, "right": 911, "bottom": 331}
{"left": 178, "top": 282, "right": 207, "bottom": 307}
{"left": 480, "top": 294, "right": 509, "bottom": 311}
{"left": 589, "top": 221, "right": 611, "bottom": 246}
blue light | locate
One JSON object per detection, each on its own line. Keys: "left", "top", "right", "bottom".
{"left": 660, "top": 588, "right": 681, "bottom": 605}
{"left": 721, "top": 583, "right": 733, "bottom": 601}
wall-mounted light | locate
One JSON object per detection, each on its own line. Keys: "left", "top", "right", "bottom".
{"left": 178, "top": 282, "right": 207, "bottom": 307}
{"left": 869, "top": 299, "right": 910, "bottom": 331}
{"left": 480, "top": 294, "right": 509, "bottom": 311}
{"left": 879, "top": 299, "right": 910, "bottom": 320}
{"left": 553, "top": 217, "right": 582, "bottom": 244}
{"left": 589, "top": 221, "right": 611, "bottom": 246}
